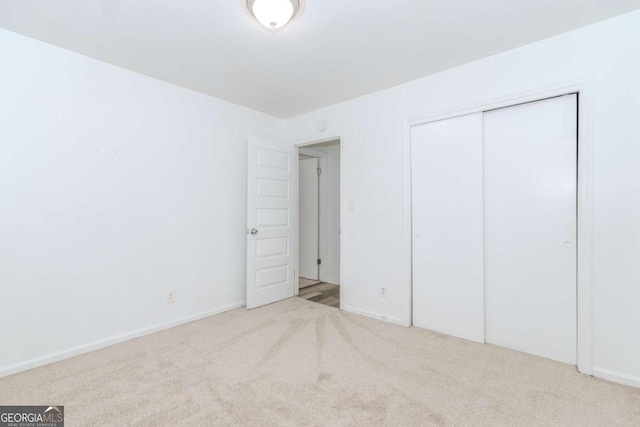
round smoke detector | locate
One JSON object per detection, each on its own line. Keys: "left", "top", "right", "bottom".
{"left": 317, "top": 120, "right": 328, "bottom": 132}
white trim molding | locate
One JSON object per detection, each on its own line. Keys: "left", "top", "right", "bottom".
{"left": 592, "top": 368, "right": 640, "bottom": 389}
{"left": 342, "top": 305, "right": 405, "bottom": 326}
{"left": 404, "top": 79, "right": 594, "bottom": 375}
{"left": 0, "top": 301, "right": 246, "bottom": 379}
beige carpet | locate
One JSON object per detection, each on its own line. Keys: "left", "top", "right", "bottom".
{"left": 1, "top": 298, "right": 639, "bottom": 426}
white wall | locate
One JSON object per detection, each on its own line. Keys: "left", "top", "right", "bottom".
{"left": 285, "top": 11, "right": 640, "bottom": 387}
{"left": 0, "top": 30, "right": 284, "bottom": 376}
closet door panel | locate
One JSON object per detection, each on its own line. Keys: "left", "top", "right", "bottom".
{"left": 412, "top": 113, "right": 484, "bottom": 343}
{"left": 484, "top": 95, "right": 577, "bottom": 364}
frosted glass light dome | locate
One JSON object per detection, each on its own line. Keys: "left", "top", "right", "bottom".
{"left": 252, "top": 0, "right": 293, "bottom": 28}
{"left": 246, "top": 0, "right": 304, "bottom": 31}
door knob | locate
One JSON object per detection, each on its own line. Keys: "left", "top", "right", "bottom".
{"left": 250, "top": 228, "right": 259, "bottom": 235}
{"left": 563, "top": 241, "right": 573, "bottom": 248}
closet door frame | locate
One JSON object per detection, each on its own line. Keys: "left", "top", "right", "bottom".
{"left": 403, "top": 80, "right": 593, "bottom": 375}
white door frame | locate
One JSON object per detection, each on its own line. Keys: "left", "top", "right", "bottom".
{"left": 403, "top": 79, "right": 593, "bottom": 375}
{"left": 294, "top": 136, "right": 343, "bottom": 309}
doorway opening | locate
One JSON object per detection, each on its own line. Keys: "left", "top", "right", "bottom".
{"left": 297, "top": 139, "right": 341, "bottom": 308}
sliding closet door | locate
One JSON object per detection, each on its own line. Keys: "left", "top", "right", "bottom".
{"left": 412, "top": 113, "right": 484, "bottom": 343}
{"left": 484, "top": 95, "right": 577, "bottom": 364}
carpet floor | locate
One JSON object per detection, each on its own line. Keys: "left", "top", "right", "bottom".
{"left": 1, "top": 298, "right": 639, "bottom": 426}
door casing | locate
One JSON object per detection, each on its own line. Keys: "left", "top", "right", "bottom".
{"left": 294, "top": 137, "right": 343, "bottom": 309}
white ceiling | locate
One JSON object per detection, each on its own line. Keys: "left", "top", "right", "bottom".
{"left": 1, "top": 1, "right": 639, "bottom": 118}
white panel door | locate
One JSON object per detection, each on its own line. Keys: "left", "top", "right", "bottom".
{"left": 484, "top": 95, "right": 577, "bottom": 364}
{"left": 299, "top": 157, "right": 319, "bottom": 280}
{"left": 247, "top": 136, "right": 296, "bottom": 309}
{"left": 412, "top": 113, "right": 485, "bottom": 343}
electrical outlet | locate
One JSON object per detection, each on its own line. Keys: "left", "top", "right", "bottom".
{"left": 380, "top": 287, "right": 387, "bottom": 298}
{"left": 166, "top": 290, "right": 176, "bottom": 304}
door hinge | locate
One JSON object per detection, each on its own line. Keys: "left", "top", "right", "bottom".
{"left": 317, "top": 168, "right": 322, "bottom": 175}
{"left": 317, "top": 258, "right": 322, "bottom": 265}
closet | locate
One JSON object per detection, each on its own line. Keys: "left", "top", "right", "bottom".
{"left": 411, "top": 95, "right": 577, "bottom": 364}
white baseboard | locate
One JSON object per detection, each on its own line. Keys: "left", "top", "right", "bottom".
{"left": 592, "top": 367, "right": 640, "bottom": 389}
{"left": 0, "top": 301, "right": 246, "bottom": 379}
{"left": 342, "top": 305, "right": 405, "bottom": 326}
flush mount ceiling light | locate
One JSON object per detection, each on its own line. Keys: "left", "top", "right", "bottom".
{"left": 243, "top": 0, "right": 305, "bottom": 31}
